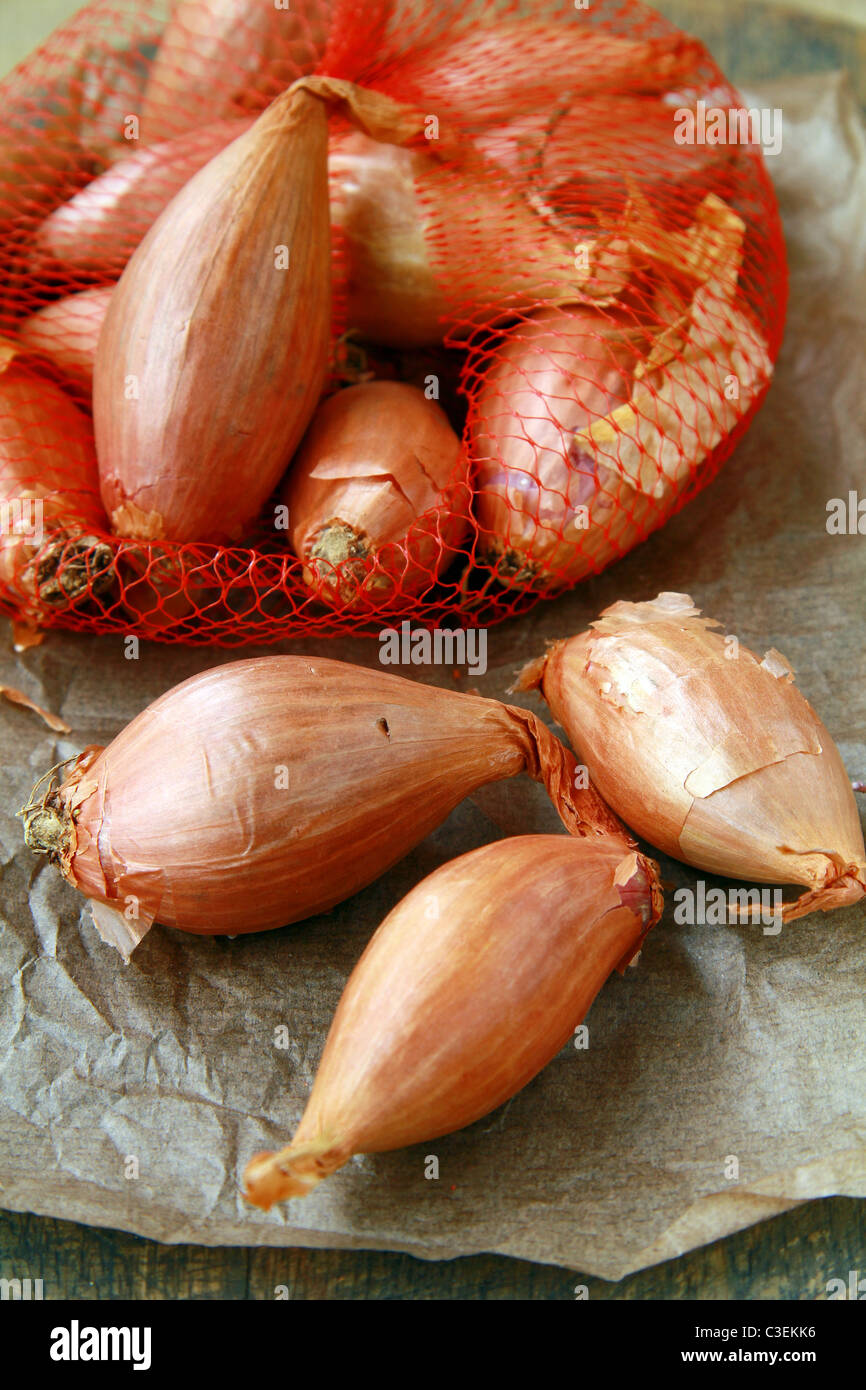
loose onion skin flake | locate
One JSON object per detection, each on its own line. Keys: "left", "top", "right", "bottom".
{"left": 520, "top": 593, "right": 866, "bottom": 923}
{"left": 20, "top": 656, "right": 624, "bottom": 951}
{"left": 244, "top": 833, "right": 662, "bottom": 1207}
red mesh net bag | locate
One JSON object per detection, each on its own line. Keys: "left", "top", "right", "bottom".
{"left": 0, "top": 0, "right": 786, "bottom": 645}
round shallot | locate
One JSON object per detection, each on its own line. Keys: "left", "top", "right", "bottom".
{"left": 282, "top": 381, "right": 469, "bottom": 608}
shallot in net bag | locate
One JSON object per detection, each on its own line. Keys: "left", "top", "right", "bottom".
{"left": 0, "top": 0, "right": 785, "bottom": 644}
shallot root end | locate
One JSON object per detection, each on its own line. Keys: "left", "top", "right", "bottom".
{"left": 34, "top": 534, "right": 116, "bottom": 607}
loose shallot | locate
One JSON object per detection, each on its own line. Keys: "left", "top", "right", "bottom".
{"left": 244, "top": 833, "right": 662, "bottom": 1206}
{"left": 520, "top": 593, "right": 866, "bottom": 922}
{"left": 21, "top": 655, "right": 620, "bottom": 955}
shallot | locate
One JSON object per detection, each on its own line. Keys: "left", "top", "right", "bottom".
{"left": 244, "top": 833, "right": 661, "bottom": 1206}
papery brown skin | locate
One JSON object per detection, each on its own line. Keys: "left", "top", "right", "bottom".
{"left": 470, "top": 195, "right": 773, "bottom": 592}
{"left": 34, "top": 120, "right": 253, "bottom": 278}
{"left": 471, "top": 306, "right": 643, "bottom": 588}
{"left": 522, "top": 593, "right": 866, "bottom": 922}
{"left": 0, "top": 346, "right": 109, "bottom": 612}
{"left": 540, "top": 94, "right": 739, "bottom": 231}
{"left": 281, "top": 381, "right": 470, "bottom": 608}
{"left": 243, "top": 833, "right": 662, "bottom": 1206}
{"left": 24, "top": 656, "right": 623, "bottom": 939}
{"left": 329, "top": 129, "right": 582, "bottom": 349}
{"left": 19, "top": 287, "right": 113, "bottom": 392}
{"left": 392, "top": 23, "right": 708, "bottom": 127}
{"left": 140, "top": 0, "right": 331, "bottom": 143}
{"left": 93, "top": 84, "right": 332, "bottom": 544}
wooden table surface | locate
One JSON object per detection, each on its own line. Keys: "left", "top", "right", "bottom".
{"left": 2, "top": 0, "right": 865, "bottom": 1299}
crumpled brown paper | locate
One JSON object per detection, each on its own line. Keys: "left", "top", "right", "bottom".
{"left": 1, "top": 72, "right": 864, "bottom": 1280}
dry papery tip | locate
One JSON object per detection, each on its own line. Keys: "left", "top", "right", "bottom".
{"left": 17, "top": 758, "right": 78, "bottom": 858}
{"left": 613, "top": 852, "right": 664, "bottom": 970}
{"left": 290, "top": 75, "right": 449, "bottom": 153}
{"left": 509, "top": 641, "right": 565, "bottom": 694}
{"left": 243, "top": 1139, "right": 346, "bottom": 1210}
{"left": 727, "top": 864, "right": 866, "bottom": 924}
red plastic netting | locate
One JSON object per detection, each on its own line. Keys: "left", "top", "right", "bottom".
{"left": 0, "top": 0, "right": 786, "bottom": 646}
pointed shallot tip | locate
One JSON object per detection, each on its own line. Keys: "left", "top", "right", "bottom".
{"left": 725, "top": 867, "right": 866, "bottom": 925}
{"left": 243, "top": 1141, "right": 336, "bottom": 1209}
{"left": 509, "top": 640, "right": 565, "bottom": 695}
{"left": 242, "top": 1151, "right": 285, "bottom": 1211}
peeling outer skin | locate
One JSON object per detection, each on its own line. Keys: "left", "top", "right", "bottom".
{"left": 54, "top": 749, "right": 161, "bottom": 936}
{"left": 726, "top": 863, "right": 866, "bottom": 925}
{"left": 87, "top": 898, "right": 152, "bottom": 959}
{"left": 109, "top": 501, "right": 167, "bottom": 543}
{"left": 613, "top": 849, "right": 664, "bottom": 970}
{"left": 521, "top": 594, "right": 866, "bottom": 921}
{"left": 501, "top": 700, "right": 640, "bottom": 847}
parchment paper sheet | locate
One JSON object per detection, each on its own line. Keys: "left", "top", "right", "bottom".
{"left": 1, "top": 73, "right": 864, "bottom": 1281}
